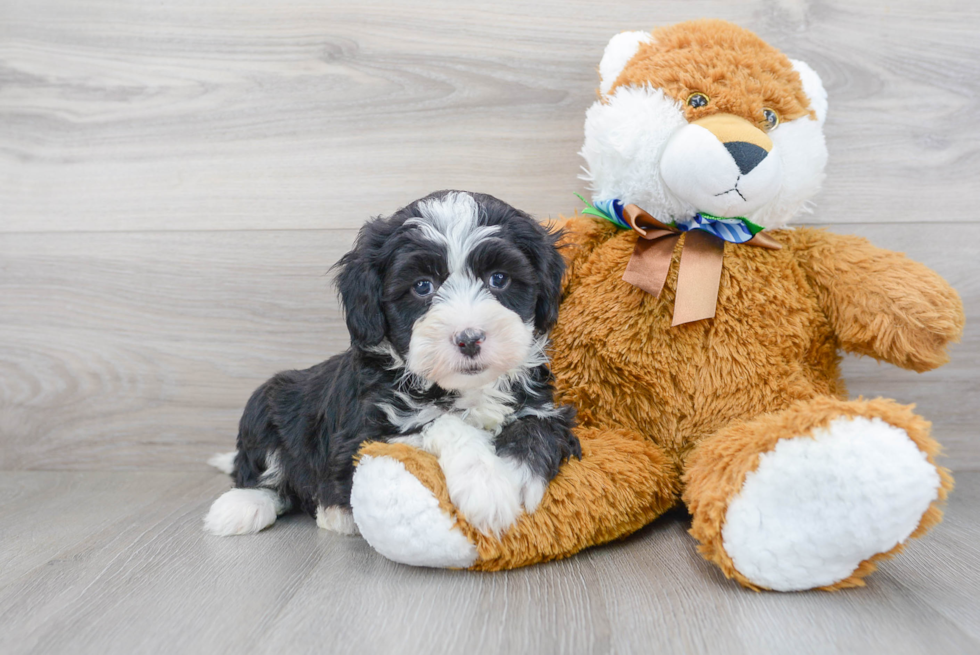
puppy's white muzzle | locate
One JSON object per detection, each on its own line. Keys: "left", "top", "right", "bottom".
{"left": 407, "top": 276, "right": 533, "bottom": 391}
{"left": 660, "top": 114, "right": 783, "bottom": 218}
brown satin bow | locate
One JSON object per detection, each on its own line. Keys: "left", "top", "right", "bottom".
{"left": 620, "top": 204, "right": 782, "bottom": 326}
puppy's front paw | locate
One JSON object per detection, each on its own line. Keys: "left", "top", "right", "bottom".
{"left": 499, "top": 456, "right": 547, "bottom": 514}
{"left": 520, "top": 474, "right": 547, "bottom": 514}
{"left": 443, "top": 454, "right": 523, "bottom": 537}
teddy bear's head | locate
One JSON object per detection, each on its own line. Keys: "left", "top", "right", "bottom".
{"left": 580, "top": 19, "right": 828, "bottom": 230}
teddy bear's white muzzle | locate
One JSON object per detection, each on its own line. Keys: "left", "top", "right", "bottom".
{"left": 660, "top": 121, "right": 783, "bottom": 218}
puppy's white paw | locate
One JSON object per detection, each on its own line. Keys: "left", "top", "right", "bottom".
{"left": 203, "top": 488, "right": 287, "bottom": 536}
{"left": 443, "top": 453, "right": 523, "bottom": 537}
{"left": 316, "top": 505, "right": 360, "bottom": 536}
{"left": 499, "top": 456, "right": 547, "bottom": 513}
{"left": 419, "top": 413, "right": 541, "bottom": 536}
{"left": 520, "top": 473, "right": 547, "bottom": 514}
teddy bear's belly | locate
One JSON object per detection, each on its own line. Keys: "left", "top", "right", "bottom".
{"left": 550, "top": 232, "right": 843, "bottom": 462}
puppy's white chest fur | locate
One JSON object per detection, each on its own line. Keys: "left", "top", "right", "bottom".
{"left": 454, "top": 386, "right": 515, "bottom": 433}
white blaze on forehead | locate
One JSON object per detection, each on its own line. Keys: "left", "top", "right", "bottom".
{"left": 411, "top": 192, "right": 500, "bottom": 275}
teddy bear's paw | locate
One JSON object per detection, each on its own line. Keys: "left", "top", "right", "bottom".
{"left": 721, "top": 416, "right": 942, "bottom": 591}
{"left": 442, "top": 451, "right": 524, "bottom": 537}
{"left": 350, "top": 454, "right": 477, "bottom": 568}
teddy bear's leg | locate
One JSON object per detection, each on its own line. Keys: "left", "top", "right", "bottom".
{"left": 682, "top": 396, "right": 953, "bottom": 591}
{"left": 351, "top": 427, "right": 679, "bottom": 570}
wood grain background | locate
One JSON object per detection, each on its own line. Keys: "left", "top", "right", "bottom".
{"left": 2, "top": 0, "right": 978, "bottom": 471}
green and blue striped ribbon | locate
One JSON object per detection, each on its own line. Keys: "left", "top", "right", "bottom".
{"left": 576, "top": 193, "right": 765, "bottom": 244}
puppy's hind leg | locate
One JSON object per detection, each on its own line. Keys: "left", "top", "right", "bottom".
{"left": 203, "top": 449, "right": 291, "bottom": 536}
{"left": 316, "top": 505, "right": 360, "bottom": 536}
{"left": 204, "top": 487, "right": 290, "bottom": 536}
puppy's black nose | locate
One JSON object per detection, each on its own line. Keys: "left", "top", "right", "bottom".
{"left": 454, "top": 329, "right": 485, "bottom": 358}
{"left": 724, "top": 141, "right": 769, "bottom": 175}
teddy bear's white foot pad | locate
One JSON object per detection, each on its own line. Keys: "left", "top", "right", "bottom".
{"left": 722, "top": 416, "right": 941, "bottom": 591}
{"left": 350, "top": 455, "right": 478, "bottom": 568}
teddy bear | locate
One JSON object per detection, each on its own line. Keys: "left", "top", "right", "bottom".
{"left": 347, "top": 19, "right": 965, "bottom": 591}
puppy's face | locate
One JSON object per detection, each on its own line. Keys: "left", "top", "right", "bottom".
{"left": 337, "top": 191, "right": 564, "bottom": 392}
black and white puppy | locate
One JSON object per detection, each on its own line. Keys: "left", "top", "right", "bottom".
{"left": 204, "top": 191, "right": 579, "bottom": 538}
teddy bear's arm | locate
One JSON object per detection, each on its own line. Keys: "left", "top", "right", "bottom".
{"left": 545, "top": 215, "right": 619, "bottom": 296}
{"left": 788, "top": 228, "right": 965, "bottom": 372}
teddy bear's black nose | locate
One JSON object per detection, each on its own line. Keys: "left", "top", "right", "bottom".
{"left": 724, "top": 141, "right": 769, "bottom": 175}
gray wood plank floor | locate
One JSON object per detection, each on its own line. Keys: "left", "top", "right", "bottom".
{"left": 0, "top": 470, "right": 977, "bottom": 655}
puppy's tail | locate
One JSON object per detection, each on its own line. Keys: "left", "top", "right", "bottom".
{"left": 207, "top": 451, "right": 237, "bottom": 475}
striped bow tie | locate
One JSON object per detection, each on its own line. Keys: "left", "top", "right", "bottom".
{"left": 576, "top": 195, "right": 781, "bottom": 326}
{"left": 579, "top": 195, "right": 765, "bottom": 244}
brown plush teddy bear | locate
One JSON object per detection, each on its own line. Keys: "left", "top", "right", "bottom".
{"left": 348, "top": 19, "right": 964, "bottom": 591}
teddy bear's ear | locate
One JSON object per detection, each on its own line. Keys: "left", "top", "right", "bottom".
{"left": 789, "top": 59, "right": 828, "bottom": 125}
{"left": 598, "top": 31, "right": 654, "bottom": 95}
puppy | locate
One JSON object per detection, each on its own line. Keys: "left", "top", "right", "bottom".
{"left": 204, "top": 191, "right": 580, "bottom": 538}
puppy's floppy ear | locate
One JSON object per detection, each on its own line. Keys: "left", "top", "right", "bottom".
{"left": 531, "top": 224, "right": 566, "bottom": 334}
{"left": 335, "top": 219, "right": 388, "bottom": 348}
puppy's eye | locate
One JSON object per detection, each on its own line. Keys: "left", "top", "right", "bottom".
{"left": 686, "top": 92, "right": 709, "bottom": 108}
{"left": 488, "top": 272, "right": 510, "bottom": 290}
{"left": 762, "top": 108, "right": 779, "bottom": 130}
{"left": 412, "top": 279, "right": 434, "bottom": 298}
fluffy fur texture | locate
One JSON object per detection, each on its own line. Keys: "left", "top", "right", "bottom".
{"left": 204, "top": 191, "right": 579, "bottom": 538}
{"left": 721, "top": 415, "right": 941, "bottom": 591}
{"left": 202, "top": 488, "right": 288, "bottom": 536}
{"left": 685, "top": 397, "right": 953, "bottom": 591}
{"left": 315, "top": 505, "right": 360, "bottom": 536}
{"left": 582, "top": 18, "right": 828, "bottom": 229}
{"left": 348, "top": 20, "right": 964, "bottom": 591}
{"left": 351, "top": 453, "right": 479, "bottom": 568}
{"left": 356, "top": 426, "right": 676, "bottom": 570}
{"left": 598, "top": 31, "right": 653, "bottom": 95}
{"left": 207, "top": 451, "right": 236, "bottom": 475}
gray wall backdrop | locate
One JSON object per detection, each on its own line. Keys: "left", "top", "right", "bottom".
{"left": 1, "top": 0, "right": 977, "bottom": 471}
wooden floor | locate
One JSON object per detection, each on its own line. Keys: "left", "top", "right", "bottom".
{"left": 0, "top": 470, "right": 976, "bottom": 654}
{"left": 3, "top": 0, "right": 980, "bottom": 653}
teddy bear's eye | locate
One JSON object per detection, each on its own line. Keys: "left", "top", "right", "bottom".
{"left": 686, "top": 93, "right": 709, "bottom": 109}
{"left": 763, "top": 108, "right": 779, "bottom": 130}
